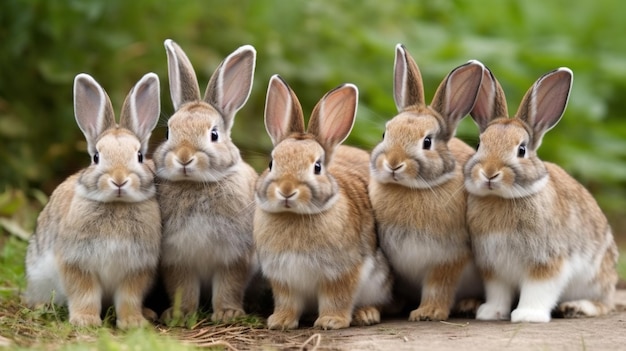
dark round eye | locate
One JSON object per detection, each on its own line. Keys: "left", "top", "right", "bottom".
{"left": 165, "top": 127, "right": 169, "bottom": 140}
{"left": 268, "top": 160, "right": 273, "bottom": 171}
{"left": 138, "top": 151, "right": 144, "bottom": 163}
{"left": 314, "top": 160, "right": 322, "bottom": 175}
{"left": 382, "top": 131, "right": 385, "bottom": 140}
{"left": 93, "top": 152, "right": 99, "bottom": 164}
{"left": 476, "top": 142, "right": 480, "bottom": 150}
{"left": 211, "top": 128, "right": 219, "bottom": 142}
{"left": 423, "top": 136, "right": 432, "bottom": 150}
{"left": 518, "top": 144, "right": 527, "bottom": 158}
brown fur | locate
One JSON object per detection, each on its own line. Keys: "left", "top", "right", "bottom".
{"left": 25, "top": 73, "right": 162, "bottom": 329}
{"left": 255, "top": 76, "right": 392, "bottom": 330}
{"left": 466, "top": 66, "right": 618, "bottom": 322}
{"left": 154, "top": 40, "right": 258, "bottom": 325}
{"left": 369, "top": 45, "right": 484, "bottom": 321}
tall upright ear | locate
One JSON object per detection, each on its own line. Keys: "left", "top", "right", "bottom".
{"left": 205, "top": 45, "right": 256, "bottom": 130}
{"left": 264, "top": 75, "right": 305, "bottom": 145}
{"left": 430, "top": 60, "right": 484, "bottom": 139}
{"left": 164, "top": 39, "right": 201, "bottom": 111}
{"left": 515, "top": 67, "right": 573, "bottom": 149}
{"left": 308, "top": 83, "right": 358, "bottom": 157}
{"left": 74, "top": 73, "right": 116, "bottom": 155}
{"left": 120, "top": 73, "right": 161, "bottom": 153}
{"left": 470, "top": 65, "right": 509, "bottom": 132}
{"left": 393, "top": 44, "right": 425, "bottom": 112}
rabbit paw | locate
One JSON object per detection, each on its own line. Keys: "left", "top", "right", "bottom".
{"left": 314, "top": 315, "right": 351, "bottom": 330}
{"left": 352, "top": 306, "right": 381, "bottom": 326}
{"left": 267, "top": 312, "right": 299, "bottom": 330}
{"left": 476, "top": 303, "right": 510, "bottom": 321}
{"left": 511, "top": 308, "right": 550, "bottom": 323}
{"left": 409, "top": 305, "right": 449, "bottom": 321}
{"left": 117, "top": 314, "right": 149, "bottom": 330}
{"left": 211, "top": 308, "right": 245, "bottom": 322}
{"left": 160, "top": 307, "right": 195, "bottom": 327}
{"left": 70, "top": 313, "right": 102, "bottom": 327}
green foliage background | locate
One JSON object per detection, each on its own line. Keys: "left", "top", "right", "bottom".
{"left": 1, "top": 0, "right": 625, "bottom": 236}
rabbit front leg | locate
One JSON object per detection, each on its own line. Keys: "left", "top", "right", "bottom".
{"left": 410, "top": 258, "right": 466, "bottom": 321}
{"left": 314, "top": 270, "right": 360, "bottom": 330}
{"left": 160, "top": 264, "right": 200, "bottom": 325}
{"left": 267, "top": 279, "right": 305, "bottom": 330}
{"left": 511, "top": 261, "right": 569, "bottom": 323}
{"left": 476, "top": 277, "right": 515, "bottom": 321}
{"left": 211, "top": 260, "right": 249, "bottom": 322}
{"left": 62, "top": 263, "right": 103, "bottom": 327}
{"left": 114, "top": 268, "right": 154, "bottom": 329}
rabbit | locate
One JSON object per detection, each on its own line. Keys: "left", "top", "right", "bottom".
{"left": 464, "top": 65, "right": 619, "bottom": 323}
{"left": 254, "top": 75, "right": 393, "bottom": 330}
{"left": 153, "top": 39, "right": 258, "bottom": 325}
{"left": 24, "top": 72, "right": 162, "bottom": 329}
{"left": 368, "top": 44, "right": 485, "bottom": 322}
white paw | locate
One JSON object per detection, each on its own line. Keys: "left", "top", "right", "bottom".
{"left": 511, "top": 308, "right": 551, "bottom": 323}
{"left": 476, "top": 303, "right": 510, "bottom": 321}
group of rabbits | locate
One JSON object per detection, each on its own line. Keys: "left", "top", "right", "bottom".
{"left": 24, "top": 39, "right": 618, "bottom": 330}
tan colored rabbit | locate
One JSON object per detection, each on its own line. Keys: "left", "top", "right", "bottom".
{"left": 369, "top": 44, "right": 485, "bottom": 321}
{"left": 24, "top": 73, "right": 162, "bottom": 329}
{"left": 465, "top": 66, "right": 618, "bottom": 322}
{"left": 254, "top": 75, "right": 392, "bottom": 330}
{"left": 153, "top": 40, "right": 258, "bottom": 325}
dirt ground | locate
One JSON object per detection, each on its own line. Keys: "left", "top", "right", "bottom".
{"left": 184, "top": 290, "right": 626, "bottom": 350}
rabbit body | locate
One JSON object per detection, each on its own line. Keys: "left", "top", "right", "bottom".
{"left": 25, "top": 73, "right": 162, "bottom": 329}
{"left": 369, "top": 45, "right": 485, "bottom": 321}
{"left": 154, "top": 40, "right": 258, "bottom": 324}
{"left": 465, "top": 67, "right": 618, "bottom": 323}
{"left": 254, "top": 76, "right": 392, "bottom": 330}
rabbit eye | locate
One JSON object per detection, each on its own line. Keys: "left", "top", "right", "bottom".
{"left": 423, "top": 136, "right": 432, "bottom": 150}
{"left": 475, "top": 142, "right": 480, "bottom": 150}
{"left": 92, "top": 152, "right": 99, "bottom": 164}
{"left": 210, "top": 128, "right": 219, "bottom": 142}
{"left": 314, "top": 160, "right": 322, "bottom": 175}
{"left": 138, "top": 151, "right": 144, "bottom": 163}
{"left": 382, "top": 131, "right": 385, "bottom": 140}
{"left": 517, "top": 144, "right": 527, "bottom": 158}
{"left": 165, "top": 128, "right": 169, "bottom": 140}
{"left": 268, "top": 160, "right": 273, "bottom": 171}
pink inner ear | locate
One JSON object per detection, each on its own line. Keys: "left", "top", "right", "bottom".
{"left": 315, "top": 86, "right": 356, "bottom": 147}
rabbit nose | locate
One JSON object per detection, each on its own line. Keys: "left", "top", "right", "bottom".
{"left": 384, "top": 160, "right": 405, "bottom": 173}
{"left": 111, "top": 179, "right": 129, "bottom": 188}
{"left": 177, "top": 157, "right": 194, "bottom": 166}
{"left": 278, "top": 190, "right": 298, "bottom": 199}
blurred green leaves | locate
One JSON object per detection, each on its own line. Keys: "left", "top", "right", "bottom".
{"left": 0, "top": 0, "right": 625, "bottom": 218}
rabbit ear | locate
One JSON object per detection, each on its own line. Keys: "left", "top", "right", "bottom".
{"left": 119, "top": 73, "right": 161, "bottom": 153}
{"left": 470, "top": 66, "right": 509, "bottom": 132}
{"left": 264, "top": 75, "right": 305, "bottom": 145}
{"left": 515, "top": 67, "right": 573, "bottom": 149}
{"left": 205, "top": 45, "right": 256, "bottom": 130}
{"left": 164, "top": 39, "right": 201, "bottom": 111}
{"left": 74, "top": 73, "right": 115, "bottom": 155}
{"left": 308, "top": 83, "right": 358, "bottom": 157}
{"left": 393, "top": 44, "right": 425, "bottom": 112}
{"left": 430, "top": 60, "right": 484, "bottom": 140}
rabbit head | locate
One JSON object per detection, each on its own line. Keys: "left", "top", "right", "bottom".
{"left": 74, "top": 73, "right": 160, "bottom": 203}
{"left": 370, "top": 44, "right": 484, "bottom": 189}
{"left": 154, "top": 39, "right": 256, "bottom": 182}
{"left": 256, "top": 75, "right": 358, "bottom": 215}
{"left": 465, "top": 66, "right": 573, "bottom": 199}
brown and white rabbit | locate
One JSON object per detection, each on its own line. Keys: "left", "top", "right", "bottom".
{"left": 254, "top": 75, "right": 393, "bottom": 330}
{"left": 465, "top": 66, "right": 618, "bottom": 322}
{"left": 153, "top": 40, "right": 258, "bottom": 324}
{"left": 24, "top": 73, "right": 162, "bottom": 329}
{"left": 369, "top": 44, "right": 485, "bottom": 321}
